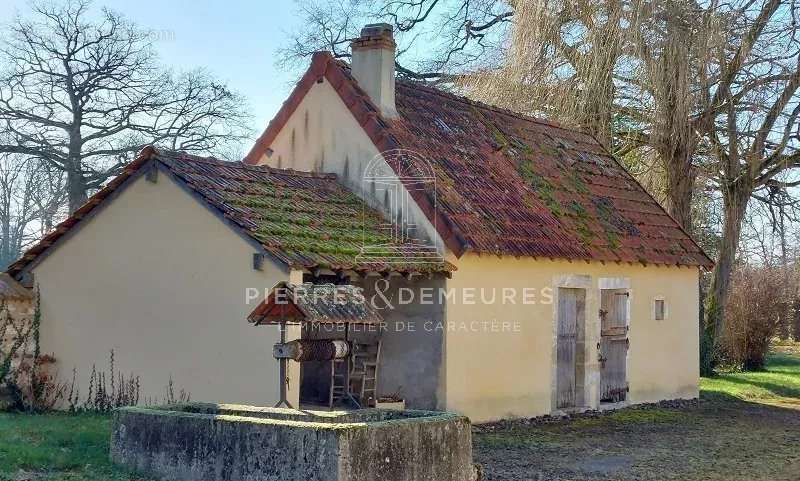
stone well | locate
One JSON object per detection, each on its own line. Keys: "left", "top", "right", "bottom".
{"left": 111, "top": 403, "right": 474, "bottom": 481}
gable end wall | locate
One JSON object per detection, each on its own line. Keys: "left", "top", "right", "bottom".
{"left": 256, "top": 79, "right": 445, "bottom": 256}
{"left": 31, "top": 171, "right": 289, "bottom": 406}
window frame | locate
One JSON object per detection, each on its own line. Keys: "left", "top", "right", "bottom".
{"left": 653, "top": 296, "right": 667, "bottom": 321}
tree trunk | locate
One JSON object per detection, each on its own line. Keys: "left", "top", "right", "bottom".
{"left": 661, "top": 143, "right": 695, "bottom": 232}
{"left": 66, "top": 162, "right": 87, "bottom": 214}
{"left": 704, "top": 182, "right": 750, "bottom": 367}
{"left": 0, "top": 212, "right": 12, "bottom": 268}
{"left": 66, "top": 118, "right": 87, "bottom": 213}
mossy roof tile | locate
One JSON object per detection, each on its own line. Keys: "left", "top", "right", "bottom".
{"left": 6, "top": 148, "right": 454, "bottom": 278}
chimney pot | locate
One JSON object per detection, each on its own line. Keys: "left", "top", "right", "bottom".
{"left": 350, "top": 24, "right": 398, "bottom": 119}
{"left": 360, "top": 23, "right": 393, "bottom": 40}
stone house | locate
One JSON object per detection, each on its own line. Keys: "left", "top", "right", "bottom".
{"left": 5, "top": 24, "right": 711, "bottom": 422}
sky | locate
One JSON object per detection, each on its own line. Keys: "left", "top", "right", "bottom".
{"left": 0, "top": 0, "right": 306, "bottom": 146}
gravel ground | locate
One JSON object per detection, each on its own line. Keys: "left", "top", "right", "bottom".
{"left": 472, "top": 398, "right": 800, "bottom": 481}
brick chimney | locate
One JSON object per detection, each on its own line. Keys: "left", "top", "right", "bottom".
{"left": 350, "top": 24, "right": 398, "bottom": 119}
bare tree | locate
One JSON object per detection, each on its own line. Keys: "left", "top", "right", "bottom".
{"left": 461, "top": 0, "right": 732, "bottom": 232}
{"left": 0, "top": 154, "right": 64, "bottom": 269}
{"left": 0, "top": 0, "right": 252, "bottom": 213}
{"left": 699, "top": 0, "right": 800, "bottom": 362}
{"left": 279, "top": 0, "right": 513, "bottom": 80}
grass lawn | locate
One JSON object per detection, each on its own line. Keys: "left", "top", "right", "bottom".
{"left": 1, "top": 345, "right": 799, "bottom": 480}
{"left": 701, "top": 342, "right": 800, "bottom": 407}
{"left": 0, "top": 414, "right": 150, "bottom": 481}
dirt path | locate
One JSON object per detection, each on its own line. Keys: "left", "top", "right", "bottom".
{"left": 473, "top": 399, "right": 800, "bottom": 481}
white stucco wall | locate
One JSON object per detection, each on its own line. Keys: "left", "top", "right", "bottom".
{"left": 30, "top": 170, "right": 289, "bottom": 406}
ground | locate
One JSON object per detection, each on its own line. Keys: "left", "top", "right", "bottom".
{"left": 0, "top": 345, "right": 798, "bottom": 481}
{"left": 474, "top": 343, "right": 800, "bottom": 481}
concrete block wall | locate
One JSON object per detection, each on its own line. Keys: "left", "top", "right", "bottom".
{"left": 111, "top": 403, "right": 474, "bottom": 481}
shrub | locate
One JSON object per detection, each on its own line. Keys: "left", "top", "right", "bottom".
{"left": 793, "top": 299, "right": 800, "bottom": 342}
{"left": 69, "top": 350, "right": 142, "bottom": 412}
{"left": 722, "top": 266, "right": 794, "bottom": 370}
{"left": 10, "top": 354, "right": 65, "bottom": 411}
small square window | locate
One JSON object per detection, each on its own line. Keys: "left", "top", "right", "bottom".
{"left": 654, "top": 299, "right": 666, "bottom": 320}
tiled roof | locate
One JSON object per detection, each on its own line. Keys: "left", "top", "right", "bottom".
{"left": 6, "top": 148, "right": 454, "bottom": 278}
{"left": 0, "top": 273, "right": 32, "bottom": 300}
{"left": 248, "top": 282, "right": 383, "bottom": 325}
{"left": 245, "top": 52, "right": 713, "bottom": 268}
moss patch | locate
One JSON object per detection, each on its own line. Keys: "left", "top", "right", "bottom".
{"left": 567, "top": 201, "right": 593, "bottom": 245}
{"left": 518, "top": 159, "right": 563, "bottom": 217}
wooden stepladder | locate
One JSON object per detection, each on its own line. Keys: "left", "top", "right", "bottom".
{"left": 599, "top": 289, "right": 629, "bottom": 403}
{"left": 557, "top": 288, "right": 586, "bottom": 409}
{"left": 329, "top": 357, "right": 351, "bottom": 408}
{"left": 329, "top": 340, "right": 382, "bottom": 409}
{"left": 350, "top": 341, "right": 381, "bottom": 407}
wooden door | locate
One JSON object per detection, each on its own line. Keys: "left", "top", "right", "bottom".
{"left": 557, "top": 288, "right": 585, "bottom": 409}
{"left": 600, "top": 289, "right": 629, "bottom": 402}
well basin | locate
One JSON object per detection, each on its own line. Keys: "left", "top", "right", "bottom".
{"left": 110, "top": 403, "right": 474, "bottom": 481}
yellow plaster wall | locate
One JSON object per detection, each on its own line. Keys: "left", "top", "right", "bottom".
{"left": 444, "top": 254, "right": 700, "bottom": 422}
{"left": 30, "top": 171, "right": 289, "bottom": 406}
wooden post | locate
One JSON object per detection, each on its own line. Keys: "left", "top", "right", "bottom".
{"left": 274, "top": 320, "right": 294, "bottom": 409}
